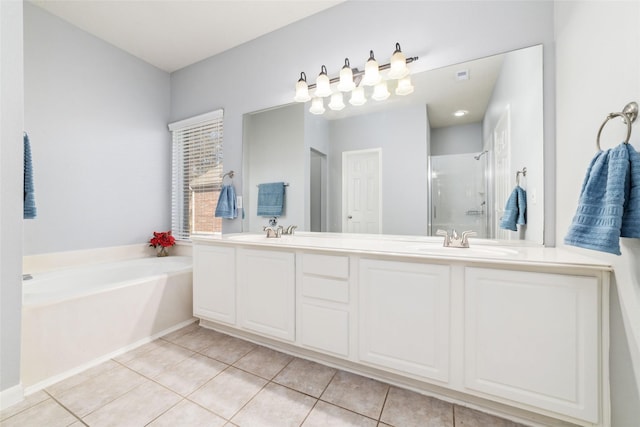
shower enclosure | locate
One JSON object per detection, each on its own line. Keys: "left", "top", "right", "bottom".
{"left": 429, "top": 152, "right": 490, "bottom": 238}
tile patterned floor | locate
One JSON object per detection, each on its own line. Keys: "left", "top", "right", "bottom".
{"left": 1, "top": 322, "right": 530, "bottom": 427}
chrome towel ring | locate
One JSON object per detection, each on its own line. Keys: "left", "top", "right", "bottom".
{"left": 596, "top": 101, "right": 638, "bottom": 150}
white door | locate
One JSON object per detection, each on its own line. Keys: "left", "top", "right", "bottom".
{"left": 342, "top": 149, "right": 381, "bottom": 233}
{"left": 493, "top": 107, "right": 511, "bottom": 240}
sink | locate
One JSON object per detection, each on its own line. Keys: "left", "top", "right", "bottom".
{"left": 414, "top": 245, "right": 519, "bottom": 257}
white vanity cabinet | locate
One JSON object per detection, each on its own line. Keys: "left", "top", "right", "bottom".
{"left": 297, "top": 252, "right": 351, "bottom": 357}
{"left": 191, "top": 236, "right": 610, "bottom": 427}
{"left": 192, "top": 244, "right": 236, "bottom": 325}
{"left": 463, "top": 267, "right": 601, "bottom": 423}
{"left": 236, "top": 247, "right": 296, "bottom": 342}
{"left": 358, "top": 259, "right": 451, "bottom": 382}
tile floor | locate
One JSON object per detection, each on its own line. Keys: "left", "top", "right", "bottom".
{"left": 1, "top": 322, "right": 529, "bottom": 427}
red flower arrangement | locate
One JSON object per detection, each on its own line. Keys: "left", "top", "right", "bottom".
{"left": 149, "top": 231, "right": 176, "bottom": 248}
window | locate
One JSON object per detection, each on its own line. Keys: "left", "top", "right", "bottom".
{"left": 168, "top": 109, "right": 223, "bottom": 240}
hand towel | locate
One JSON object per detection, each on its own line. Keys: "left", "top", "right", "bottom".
{"left": 499, "top": 186, "right": 527, "bottom": 231}
{"left": 621, "top": 143, "right": 640, "bottom": 237}
{"left": 23, "top": 132, "right": 37, "bottom": 219}
{"left": 564, "top": 142, "right": 637, "bottom": 255}
{"left": 257, "top": 182, "right": 285, "bottom": 217}
{"left": 215, "top": 184, "right": 237, "bottom": 219}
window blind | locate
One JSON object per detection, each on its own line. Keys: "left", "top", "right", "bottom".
{"left": 168, "top": 109, "right": 224, "bottom": 240}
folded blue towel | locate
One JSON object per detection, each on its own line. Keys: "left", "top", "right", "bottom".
{"left": 215, "top": 184, "right": 237, "bottom": 219}
{"left": 564, "top": 143, "right": 640, "bottom": 255}
{"left": 499, "top": 186, "right": 527, "bottom": 231}
{"left": 23, "top": 132, "right": 37, "bottom": 219}
{"left": 257, "top": 182, "right": 285, "bottom": 216}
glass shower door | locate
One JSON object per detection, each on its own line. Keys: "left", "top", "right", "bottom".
{"left": 429, "top": 153, "right": 488, "bottom": 238}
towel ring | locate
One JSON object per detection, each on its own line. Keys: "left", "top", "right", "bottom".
{"left": 596, "top": 101, "right": 638, "bottom": 150}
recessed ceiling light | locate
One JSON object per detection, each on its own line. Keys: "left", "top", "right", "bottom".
{"left": 453, "top": 110, "right": 468, "bottom": 117}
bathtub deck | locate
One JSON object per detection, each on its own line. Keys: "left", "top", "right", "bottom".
{"left": 1, "top": 322, "right": 529, "bottom": 427}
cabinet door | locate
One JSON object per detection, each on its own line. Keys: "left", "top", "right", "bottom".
{"left": 464, "top": 268, "right": 599, "bottom": 423}
{"left": 193, "top": 244, "right": 236, "bottom": 325}
{"left": 237, "top": 248, "right": 295, "bottom": 342}
{"left": 359, "top": 259, "right": 450, "bottom": 382}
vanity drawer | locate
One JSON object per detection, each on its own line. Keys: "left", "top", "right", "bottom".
{"left": 302, "top": 253, "right": 349, "bottom": 279}
{"left": 302, "top": 275, "right": 349, "bottom": 303}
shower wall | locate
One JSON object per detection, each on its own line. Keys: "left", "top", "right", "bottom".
{"left": 430, "top": 153, "right": 488, "bottom": 237}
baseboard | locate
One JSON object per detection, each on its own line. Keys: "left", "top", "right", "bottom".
{"left": 0, "top": 383, "right": 24, "bottom": 411}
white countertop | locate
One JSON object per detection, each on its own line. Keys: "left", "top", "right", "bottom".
{"left": 192, "top": 232, "right": 612, "bottom": 272}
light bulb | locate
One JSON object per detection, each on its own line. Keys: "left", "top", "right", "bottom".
{"left": 361, "top": 50, "right": 381, "bottom": 86}
{"left": 328, "top": 92, "right": 345, "bottom": 111}
{"left": 372, "top": 81, "right": 390, "bottom": 101}
{"left": 309, "top": 97, "right": 325, "bottom": 115}
{"left": 349, "top": 86, "right": 367, "bottom": 106}
{"left": 395, "top": 76, "right": 414, "bottom": 96}
{"left": 388, "top": 43, "right": 409, "bottom": 79}
{"left": 294, "top": 72, "right": 311, "bottom": 102}
{"left": 337, "top": 58, "right": 355, "bottom": 92}
{"left": 314, "top": 65, "right": 332, "bottom": 98}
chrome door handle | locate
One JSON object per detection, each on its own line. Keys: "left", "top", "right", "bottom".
{"left": 347, "top": 215, "right": 353, "bottom": 219}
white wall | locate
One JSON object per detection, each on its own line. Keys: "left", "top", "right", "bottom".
{"left": 0, "top": 0, "right": 24, "bottom": 404}
{"left": 170, "top": 0, "right": 556, "bottom": 242}
{"left": 328, "top": 105, "right": 428, "bottom": 235}
{"left": 555, "top": 1, "right": 640, "bottom": 424}
{"left": 23, "top": 3, "right": 171, "bottom": 255}
{"left": 430, "top": 123, "right": 483, "bottom": 156}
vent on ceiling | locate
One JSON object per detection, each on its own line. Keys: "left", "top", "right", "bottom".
{"left": 456, "top": 69, "right": 470, "bottom": 81}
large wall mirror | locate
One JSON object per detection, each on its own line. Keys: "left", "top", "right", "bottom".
{"left": 242, "top": 44, "right": 544, "bottom": 244}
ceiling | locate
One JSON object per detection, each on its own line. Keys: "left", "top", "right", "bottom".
{"left": 30, "top": 0, "right": 344, "bottom": 73}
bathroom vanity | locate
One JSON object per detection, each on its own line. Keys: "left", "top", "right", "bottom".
{"left": 192, "top": 233, "right": 611, "bottom": 427}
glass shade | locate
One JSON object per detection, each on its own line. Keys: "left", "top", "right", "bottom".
{"left": 372, "top": 81, "right": 390, "bottom": 101}
{"left": 349, "top": 86, "right": 367, "bottom": 106}
{"left": 294, "top": 78, "right": 311, "bottom": 102}
{"left": 337, "top": 62, "right": 356, "bottom": 92}
{"left": 388, "top": 45, "right": 409, "bottom": 79}
{"left": 361, "top": 51, "right": 381, "bottom": 86}
{"left": 328, "top": 92, "right": 345, "bottom": 111}
{"left": 314, "top": 65, "right": 332, "bottom": 97}
{"left": 395, "top": 76, "right": 414, "bottom": 96}
{"left": 309, "top": 97, "right": 325, "bottom": 115}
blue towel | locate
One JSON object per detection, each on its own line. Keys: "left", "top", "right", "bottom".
{"left": 257, "top": 182, "right": 285, "bottom": 216}
{"left": 500, "top": 186, "right": 527, "bottom": 231}
{"left": 564, "top": 143, "right": 640, "bottom": 255}
{"left": 215, "top": 184, "right": 237, "bottom": 219}
{"left": 23, "top": 132, "right": 37, "bottom": 219}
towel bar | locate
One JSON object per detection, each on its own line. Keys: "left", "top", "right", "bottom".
{"left": 596, "top": 101, "right": 638, "bottom": 150}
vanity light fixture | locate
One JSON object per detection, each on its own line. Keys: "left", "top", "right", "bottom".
{"left": 309, "top": 97, "right": 326, "bottom": 115}
{"left": 294, "top": 72, "right": 311, "bottom": 102}
{"left": 337, "top": 58, "right": 356, "bottom": 92}
{"left": 314, "top": 65, "right": 332, "bottom": 98}
{"left": 349, "top": 86, "right": 367, "bottom": 106}
{"left": 388, "top": 43, "right": 409, "bottom": 79}
{"left": 361, "top": 50, "right": 382, "bottom": 86}
{"left": 294, "top": 42, "right": 418, "bottom": 115}
{"left": 395, "top": 76, "right": 414, "bottom": 96}
{"left": 328, "top": 92, "right": 346, "bottom": 111}
{"left": 372, "top": 81, "right": 391, "bottom": 101}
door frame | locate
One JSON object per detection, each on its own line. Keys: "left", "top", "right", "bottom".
{"left": 341, "top": 148, "right": 382, "bottom": 233}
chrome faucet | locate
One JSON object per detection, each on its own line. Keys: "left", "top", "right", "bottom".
{"left": 436, "top": 229, "right": 477, "bottom": 248}
{"left": 283, "top": 225, "right": 297, "bottom": 235}
{"left": 264, "top": 225, "right": 283, "bottom": 238}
